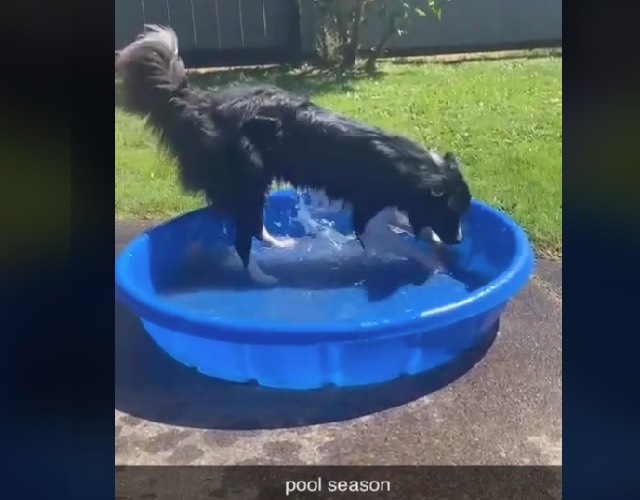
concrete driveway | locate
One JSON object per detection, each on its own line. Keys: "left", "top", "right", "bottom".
{"left": 115, "top": 222, "right": 561, "bottom": 465}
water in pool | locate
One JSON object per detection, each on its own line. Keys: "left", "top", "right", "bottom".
{"left": 157, "top": 194, "right": 494, "bottom": 325}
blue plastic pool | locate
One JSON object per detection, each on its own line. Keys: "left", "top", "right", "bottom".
{"left": 116, "top": 189, "right": 534, "bottom": 389}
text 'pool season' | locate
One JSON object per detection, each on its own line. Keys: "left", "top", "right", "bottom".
{"left": 285, "top": 477, "right": 392, "bottom": 495}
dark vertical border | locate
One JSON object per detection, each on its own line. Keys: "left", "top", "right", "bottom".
{"left": 1, "top": 1, "right": 114, "bottom": 499}
{"left": 563, "top": 0, "right": 640, "bottom": 498}
{"left": 78, "top": 8, "right": 117, "bottom": 500}
{"left": 71, "top": 1, "right": 117, "bottom": 500}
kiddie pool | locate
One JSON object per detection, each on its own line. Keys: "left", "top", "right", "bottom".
{"left": 115, "top": 189, "right": 534, "bottom": 390}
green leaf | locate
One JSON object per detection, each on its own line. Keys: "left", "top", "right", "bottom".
{"left": 428, "top": 0, "right": 443, "bottom": 19}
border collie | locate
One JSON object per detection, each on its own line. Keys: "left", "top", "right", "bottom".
{"left": 115, "top": 25, "right": 472, "bottom": 285}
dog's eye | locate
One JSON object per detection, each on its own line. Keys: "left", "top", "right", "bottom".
{"left": 430, "top": 186, "right": 445, "bottom": 197}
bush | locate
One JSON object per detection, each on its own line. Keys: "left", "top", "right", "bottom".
{"left": 309, "top": 0, "right": 448, "bottom": 71}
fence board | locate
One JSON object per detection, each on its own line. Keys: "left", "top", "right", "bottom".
{"left": 191, "top": 0, "right": 222, "bottom": 51}
{"left": 141, "top": 0, "right": 171, "bottom": 27}
{"left": 214, "top": 0, "right": 243, "bottom": 49}
{"left": 239, "top": 0, "right": 267, "bottom": 47}
{"left": 497, "top": 0, "right": 562, "bottom": 44}
{"left": 262, "top": 0, "right": 291, "bottom": 47}
{"left": 115, "top": 0, "right": 144, "bottom": 48}
{"left": 166, "top": 0, "right": 197, "bottom": 49}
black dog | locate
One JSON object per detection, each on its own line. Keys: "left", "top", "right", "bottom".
{"left": 116, "top": 25, "right": 472, "bottom": 285}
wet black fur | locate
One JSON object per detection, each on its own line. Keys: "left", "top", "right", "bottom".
{"left": 116, "top": 26, "right": 472, "bottom": 270}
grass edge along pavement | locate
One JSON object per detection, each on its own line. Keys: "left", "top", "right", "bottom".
{"left": 116, "top": 54, "right": 562, "bottom": 260}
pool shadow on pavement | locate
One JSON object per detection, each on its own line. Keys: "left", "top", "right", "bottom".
{"left": 115, "top": 303, "right": 497, "bottom": 431}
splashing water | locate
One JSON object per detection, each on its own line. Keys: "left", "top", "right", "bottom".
{"left": 292, "top": 189, "right": 356, "bottom": 249}
{"left": 251, "top": 188, "right": 363, "bottom": 266}
{"left": 255, "top": 188, "right": 446, "bottom": 274}
{"left": 289, "top": 189, "right": 436, "bottom": 266}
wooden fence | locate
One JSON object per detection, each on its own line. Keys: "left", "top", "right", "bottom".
{"left": 115, "top": 0, "right": 561, "bottom": 67}
{"left": 115, "top": 0, "right": 302, "bottom": 66}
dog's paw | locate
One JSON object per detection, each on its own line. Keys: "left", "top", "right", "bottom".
{"left": 251, "top": 273, "right": 279, "bottom": 287}
{"left": 261, "top": 227, "right": 297, "bottom": 249}
{"left": 246, "top": 260, "right": 279, "bottom": 286}
{"left": 268, "top": 237, "right": 297, "bottom": 249}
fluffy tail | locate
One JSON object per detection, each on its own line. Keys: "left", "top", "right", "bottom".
{"left": 115, "top": 25, "right": 187, "bottom": 119}
{"left": 116, "top": 25, "right": 214, "bottom": 194}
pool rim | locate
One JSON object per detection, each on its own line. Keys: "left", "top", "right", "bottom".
{"left": 115, "top": 196, "right": 535, "bottom": 344}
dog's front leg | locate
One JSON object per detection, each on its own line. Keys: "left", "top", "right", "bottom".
{"left": 234, "top": 214, "right": 278, "bottom": 287}
{"left": 361, "top": 220, "right": 444, "bottom": 271}
{"left": 246, "top": 253, "right": 278, "bottom": 286}
{"left": 235, "top": 204, "right": 278, "bottom": 286}
{"left": 352, "top": 202, "right": 379, "bottom": 251}
{"left": 386, "top": 231, "right": 443, "bottom": 271}
{"left": 395, "top": 236, "right": 443, "bottom": 271}
{"left": 231, "top": 137, "right": 280, "bottom": 286}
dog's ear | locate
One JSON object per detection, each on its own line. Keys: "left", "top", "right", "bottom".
{"left": 443, "top": 152, "right": 461, "bottom": 170}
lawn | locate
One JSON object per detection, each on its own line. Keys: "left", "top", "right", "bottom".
{"left": 115, "top": 56, "right": 562, "bottom": 258}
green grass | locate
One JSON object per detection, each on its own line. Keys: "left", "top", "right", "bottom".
{"left": 116, "top": 56, "right": 562, "bottom": 258}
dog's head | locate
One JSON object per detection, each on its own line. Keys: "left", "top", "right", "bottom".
{"left": 407, "top": 152, "right": 472, "bottom": 245}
